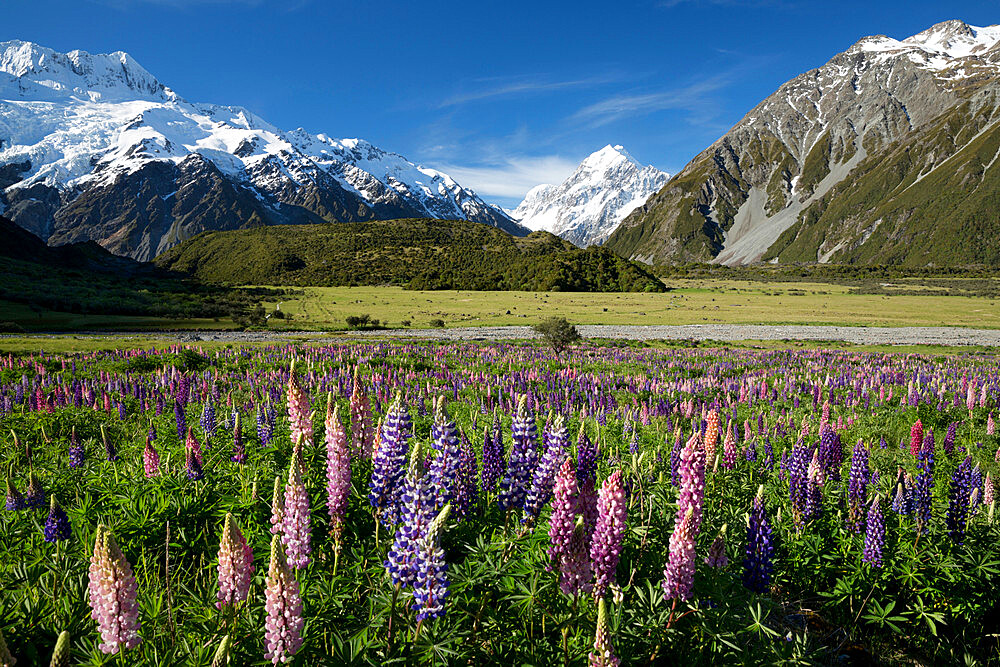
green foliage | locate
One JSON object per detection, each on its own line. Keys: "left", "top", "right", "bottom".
{"left": 156, "top": 219, "right": 665, "bottom": 293}
{"left": 429, "top": 318, "right": 446, "bottom": 328}
{"left": 532, "top": 317, "right": 581, "bottom": 356}
{"left": 345, "top": 314, "right": 383, "bottom": 330}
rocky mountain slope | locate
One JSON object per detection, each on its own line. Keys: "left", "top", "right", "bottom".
{"left": 606, "top": 20, "right": 1000, "bottom": 267}
{"left": 0, "top": 41, "right": 524, "bottom": 261}
{"left": 511, "top": 145, "right": 668, "bottom": 247}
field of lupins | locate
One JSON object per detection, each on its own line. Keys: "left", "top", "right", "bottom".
{"left": 1, "top": 341, "right": 999, "bottom": 665}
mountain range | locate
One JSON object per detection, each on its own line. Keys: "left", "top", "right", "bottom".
{"left": 511, "top": 145, "right": 668, "bottom": 247}
{"left": 607, "top": 19, "right": 1000, "bottom": 267}
{"left": 0, "top": 40, "right": 525, "bottom": 261}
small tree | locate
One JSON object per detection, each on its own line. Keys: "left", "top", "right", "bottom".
{"left": 533, "top": 317, "right": 580, "bottom": 359}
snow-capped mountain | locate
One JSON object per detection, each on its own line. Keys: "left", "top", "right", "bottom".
{"left": 0, "top": 40, "right": 525, "bottom": 260}
{"left": 511, "top": 145, "right": 668, "bottom": 247}
{"left": 607, "top": 20, "right": 1000, "bottom": 267}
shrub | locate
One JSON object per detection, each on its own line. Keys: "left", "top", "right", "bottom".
{"left": 346, "top": 314, "right": 383, "bottom": 330}
{"left": 429, "top": 318, "right": 446, "bottom": 328}
{"left": 533, "top": 317, "right": 581, "bottom": 358}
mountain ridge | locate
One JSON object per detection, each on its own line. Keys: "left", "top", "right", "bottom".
{"left": 0, "top": 40, "right": 527, "bottom": 260}
{"left": 605, "top": 19, "right": 1000, "bottom": 267}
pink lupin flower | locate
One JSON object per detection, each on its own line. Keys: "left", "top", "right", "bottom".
{"left": 142, "top": 436, "right": 160, "bottom": 478}
{"left": 910, "top": 420, "right": 924, "bottom": 457}
{"left": 703, "top": 410, "right": 719, "bottom": 467}
{"left": 324, "top": 395, "right": 351, "bottom": 551}
{"left": 548, "top": 458, "right": 593, "bottom": 596}
{"left": 349, "top": 374, "right": 375, "bottom": 459}
{"left": 984, "top": 473, "right": 994, "bottom": 507}
{"left": 281, "top": 455, "right": 311, "bottom": 569}
{"left": 590, "top": 470, "right": 627, "bottom": 598}
{"left": 263, "top": 535, "right": 304, "bottom": 664}
{"left": 87, "top": 524, "right": 141, "bottom": 654}
{"left": 216, "top": 513, "right": 254, "bottom": 609}
{"left": 286, "top": 360, "right": 313, "bottom": 448}
{"left": 662, "top": 507, "right": 697, "bottom": 601}
{"left": 588, "top": 596, "right": 620, "bottom": 667}
{"left": 676, "top": 432, "right": 706, "bottom": 529}
{"left": 721, "top": 420, "right": 737, "bottom": 469}
{"left": 270, "top": 476, "right": 285, "bottom": 535}
{"left": 186, "top": 427, "right": 203, "bottom": 466}
{"left": 988, "top": 412, "right": 995, "bottom": 436}
{"left": 548, "top": 458, "right": 578, "bottom": 568}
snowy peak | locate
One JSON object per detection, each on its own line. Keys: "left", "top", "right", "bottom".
{"left": 0, "top": 41, "right": 522, "bottom": 260}
{"left": 512, "top": 146, "right": 668, "bottom": 247}
{"left": 850, "top": 20, "right": 1000, "bottom": 73}
{"left": 0, "top": 40, "right": 172, "bottom": 102}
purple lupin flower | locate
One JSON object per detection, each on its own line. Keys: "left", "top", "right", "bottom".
{"left": 281, "top": 455, "right": 311, "bottom": 569}
{"left": 577, "top": 423, "right": 598, "bottom": 487}
{"left": 101, "top": 425, "right": 117, "bottom": 462}
{"left": 846, "top": 440, "right": 870, "bottom": 533}
{"left": 25, "top": 471, "right": 45, "bottom": 509}
{"left": 943, "top": 422, "right": 957, "bottom": 457}
{"left": 143, "top": 435, "right": 160, "bottom": 478}
{"left": 481, "top": 417, "right": 504, "bottom": 496}
{"left": 499, "top": 395, "right": 538, "bottom": 513}
{"left": 324, "top": 396, "right": 351, "bottom": 550}
{"left": 913, "top": 440, "right": 935, "bottom": 535}
{"left": 590, "top": 470, "right": 626, "bottom": 598}
{"left": 44, "top": 495, "right": 72, "bottom": 543}
{"left": 704, "top": 525, "right": 728, "bottom": 568}
{"left": 231, "top": 412, "right": 246, "bottom": 464}
{"left": 946, "top": 456, "right": 973, "bottom": 544}
{"left": 524, "top": 416, "right": 569, "bottom": 523}
{"left": 455, "top": 434, "right": 479, "bottom": 520}
{"left": 201, "top": 400, "right": 217, "bottom": 442}
{"left": 428, "top": 396, "right": 463, "bottom": 508}
{"left": 369, "top": 395, "right": 412, "bottom": 526}
{"left": 588, "top": 596, "right": 620, "bottom": 667}
{"left": 5, "top": 476, "right": 25, "bottom": 511}
{"left": 817, "top": 424, "right": 842, "bottom": 481}
{"left": 386, "top": 443, "right": 435, "bottom": 589}
{"left": 88, "top": 524, "right": 141, "bottom": 654}
{"left": 411, "top": 504, "right": 451, "bottom": 622}
{"left": 216, "top": 513, "right": 254, "bottom": 608}
{"left": 669, "top": 427, "right": 682, "bottom": 486}
{"left": 742, "top": 489, "right": 774, "bottom": 595}
{"left": 174, "top": 399, "right": 186, "bottom": 440}
{"left": 185, "top": 428, "right": 204, "bottom": 481}
{"left": 862, "top": 496, "right": 885, "bottom": 568}
{"left": 68, "top": 427, "right": 84, "bottom": 468}
{"left": 263, "top": 535, "right": 304, "bottom": 664}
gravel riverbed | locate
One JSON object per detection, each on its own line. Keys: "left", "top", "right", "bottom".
{"left": 16, "top": 324, "right": 1000, "bottom": 347}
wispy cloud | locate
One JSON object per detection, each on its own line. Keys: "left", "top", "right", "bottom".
{"left": 433, "top": 155, "right": 579, "bottom": 200}
{"left": 437, "top": 73, "right": 627, "bottom": 108}
{"left": 568, "top": 75, "right": 731, "bottom": 128}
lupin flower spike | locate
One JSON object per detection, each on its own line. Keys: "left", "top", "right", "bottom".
{"left": 263, "top": 534, "right": 304, "bottom": 664}
{"left": 270, "top": 475, "right": 285, "bottom": 535}
{"left": 211, "top": 634, "right": 232, "bottom": 667}
{"left": 49, "top": 630, "right": 70, "bottom": 667}
{"left": 588, "top": 596, "right": 620, "bottom": 667}
{"left": 87, "top": 524, "right": 142, "bottom": 654}
{"left": 216, "top": 513, "right": 254, "bottom": 608}
{"left": 325, "top": 396, "right": 351, "bottom": 550}
{"left": 44, "top": 495, "right": 72, "bottom": 543}
{"left": 281, "top": 454, "right": 312, "bottom": 569}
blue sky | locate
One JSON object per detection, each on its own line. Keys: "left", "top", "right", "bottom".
{"left": 7, "top": 0, "right": 1000, "bottom": 207}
